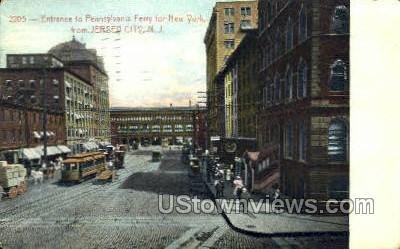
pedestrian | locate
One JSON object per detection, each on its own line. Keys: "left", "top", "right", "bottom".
{"left": 108, "top": 160, "right": 114, "bottom": 170}
{"left": 214, "top": 179, "right": 224, "bottom": 198}
{"left": 233, "top": 176, "right": 244, "bottom": 199}
{"left": 226, "top": 168, "right": 232, "bottom": 183}
{"left": 274, "top": 188, "right": 280, "bottom": 201}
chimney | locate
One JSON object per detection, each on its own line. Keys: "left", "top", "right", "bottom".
{"left": 189, "top": 100, "right": 192, "bottom": 107}
{"left": 170, "top": 103, "right": 172, "bottom": 108}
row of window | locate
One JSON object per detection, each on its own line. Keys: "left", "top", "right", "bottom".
{"left": 260, "top": 4, "right": 348, "bottom": 68}
{"left": 224, "top": 7, "right": 252, "bottom": 17}
{"left": 262, "top": 59, "right": 307, "bottom": 107}
{"left": 4, "top": 78, "right": 60, "bottom": 88}
{"left": 112, "top": 116, "right": 192, "bottom": 122}
{"left": 262, "top": 59, "right": 348, "bottom": 107}
{"left": 223, "top": 20, "right": 252, "bottom": 34}
{"left": 260, "top": 2, "right": 349, "bottom": 35}
{"left": 264, "top": 118, "right": 348, "bottom": 163}
{"left": 0, "top": 109, "right": 23, "bottom": 122}
{"left": 118, "top": 124, "right": 193, "bottom": 131}
{"left": 0, "top": 129, "right": 23, "bottom": 143}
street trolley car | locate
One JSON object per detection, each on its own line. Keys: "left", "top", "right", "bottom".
{"left": 61, "top": 152, "right": 106, "bottom": 183}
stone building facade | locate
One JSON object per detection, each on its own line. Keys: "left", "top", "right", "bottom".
{"left": 218, "top": 29, "right": 259, "bottom": 140}
{"left": 257, "top": 0, "right": 349, "bottom": 201}
{"left": 110, "top": 107, "right": 199, "bottom": 146}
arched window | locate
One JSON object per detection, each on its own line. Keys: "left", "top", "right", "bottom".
{"left": 286, "top": 17, "right": 293, "bottom": 50}
{"left": 275, "top": 28, "right": 281, "bottom": 58}
{"left": 328, "top": 119, "right": 348, "bottom": 162}
{"left": 285, "top": 120, "right": 293, "bottom": 159}
{"left": 267, "top": 2, "right": 272, "bottom": 23}
{"left": 285, "top": 66, "right": 293, "bottom": 100}
{"left": 268, "top": 78, "right": 274, "bottom": 105}
{"left": 297, "top": 59, "right": 307, "bottom": 98}
{"left": 264, "top": 78, "right": 271, "bottom": 106}
{"left": 299, "top": 4, "right": 307, "bottom": 42}
{"left": 298, "top": 120, "right": 307, "bottom": 161}
{"left": 274, "top": 73, "right": 281, "bottom": 104}
{"left": 331, "top": 5, "right": 349, "bottom": 34}
{"left": 329, "top": 59, "right": 348, "bottom": 91}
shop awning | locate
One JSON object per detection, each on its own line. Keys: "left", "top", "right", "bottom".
{"left": 57, "top": 145, "right": 72, "bottom": 154}
{"left": 21, "top": 148, "right": 41, "bottom": 160}
{"left": 33, "top": 131, "right": 41, "bottom": 139}
{"left": 35, "top": 146, "right": 63, "bottom": 156}
{"left": 83, "top": 142, "right": 99, "bottom": 151}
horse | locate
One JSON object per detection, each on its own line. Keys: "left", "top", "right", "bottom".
{"left": 31, "top": 170, "right": 44, "bottom": 184}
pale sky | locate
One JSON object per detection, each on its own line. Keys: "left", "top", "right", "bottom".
{"left": 0, "top": 0, "right": 217, "bottom": 107}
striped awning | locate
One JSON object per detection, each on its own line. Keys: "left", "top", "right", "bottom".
{"left": 21, "top": 148, "right": 41, "bottom": 160}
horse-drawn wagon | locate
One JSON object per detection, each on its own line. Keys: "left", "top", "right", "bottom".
{"left": 0, "top": 161, "right": 27, "bottom": 199}
{"left": 188, "top": 156, "right": 205, "bottom": 194}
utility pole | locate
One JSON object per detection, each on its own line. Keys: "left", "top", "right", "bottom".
{"left": 42, "top": 59, "right": 48, "bottom": 166}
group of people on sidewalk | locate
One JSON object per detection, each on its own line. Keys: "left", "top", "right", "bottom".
{"left": 212, "top": 164, "right": 246, "bottom": 199}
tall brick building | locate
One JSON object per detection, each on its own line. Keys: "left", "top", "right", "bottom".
{"left": 0, "top": 102, "right": 66, "bottom": 165}
{"left": 256, "top": 0, "right": 349, "bottom": 201}
{"left": 204, "top": 0, "right": 258, "bottom": 141}
{"left": 49, "top": 37, "right": 111, "bottom": 144}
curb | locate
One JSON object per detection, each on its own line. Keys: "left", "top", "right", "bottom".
{"left": 202, "top": 179, "right": 349, "bottom": 238}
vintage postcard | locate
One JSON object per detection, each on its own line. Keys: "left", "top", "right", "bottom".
{"left": 0, "top": 0, "right": 398, "bottom": 248}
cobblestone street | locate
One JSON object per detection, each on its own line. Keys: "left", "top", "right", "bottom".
{"left": 0, "top": 148, "right": 348, "bottom": 249}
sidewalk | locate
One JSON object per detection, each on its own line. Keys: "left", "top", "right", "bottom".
{"left": 203, "top": 175, "right": 349, "bottom": 236}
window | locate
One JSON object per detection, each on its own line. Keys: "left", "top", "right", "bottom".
{"left": 328, "top": 176, "right": 349, "bottom": 200}
{"left": 274, "top": 74, "right": 280, "bottom": 104}
{"left": 241, "top": 7, "right": 251, "bottom": 16}
{"left": 224, "top": 8, "right": 235, "bottom": 16}
{"left": 275, "top": 28, "right": 281, "bottom": 58}
{"left": 31, "top": 95, "right": 36, "bottom": 104}
{"left": 328, "top": 119, "right": 348, "bottom": 162}
{"left": 267, "top": 2, "right": 272, "bottom": 23}
{"left": 240, "top": 20, "right": 251, "bottom": 29}
{"left": 298, "top": 120, "right": 307, "bottom": 161}
{"left": 267, "top": 79, "right": 273, "bottom": 104}
{"left": 30, "top": 80, "right": 36, "bottom": 88}
{"left": 286, "top": 17, "right": 293, "bottom": 50}
{"left": 22, "top": 57, "right": 27, "bottom": 64}
{"left": 285, "top": 66, "right": 293, "bottom": 100}
{"left": 297, "top": 60, "right": 307, "bottom": 98}
{"left": 53, "top": 79, "right": 59, "bottom": 85}
{"left": 285, "top": 121, "right": 294, "bottom": 158}
{"left": 329, "top": 60, "right": 348, "bottom": 91}
{"left": 224, "top": 22, "right": 234, "bottom": 33}
{"left": 29, "top": 56, "right": 35, "bottom": 64}
{"left": 18, "top": 80, "right": 24, "bottom": 88}
{"left": 224, "top": 40, "right": 235, "bottom": 49}
{"left": 299, "top": 5, "right": 307, "bottom": 42}
{"left": 8, "top": 56, "right": 15, "bottom": 64}
{"left": 331, "top": 5, "right": 349, "bottom": 34}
